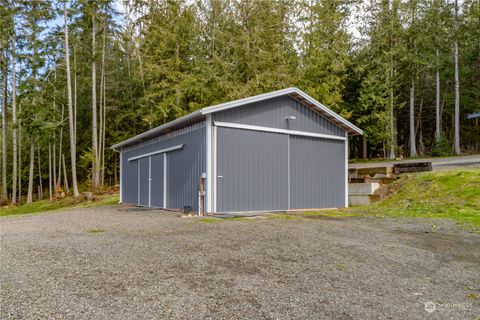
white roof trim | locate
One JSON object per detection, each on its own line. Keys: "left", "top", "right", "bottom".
{"left": 112, "top": 87, "right": 362, "bottom": 150}
{"left": 214, "top": 121, "right": 347, "bottom": 141}
{"left": 127, "top": 144, "right": 185, "bottom": 162}
{"left": 202, "top": 87, "right": 363, "bottom": 135}
{"left": 112, "top": 110, "right": 202, "bottom": 151}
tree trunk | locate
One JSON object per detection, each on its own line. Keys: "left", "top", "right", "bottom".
{"left": 53, "top": 135, "right": 56, "bottom": 189}
{"left": 11, "top": 30, "right": 17, "bottom": 204}
{"left": 453, "top": 0, "right": 461, "bottom": 155}
{"left": 48, "top": 142, "right": 52, "bottom": 200}
{"left": 388, "top": 86, "right": 396, "bottom": 159}
{"left": 73, "top": 45, "right": 77, "bottom": 142}
{"left": 91, "top": 12, "right": 100, "bottom": 190}
{"left": 53, "top": 70, "right": 57, "bottom": 187}
{"left": 435, "top": 48, "right": 441, "bottom": 141}
{"left": 64, "top": 2, "right": 80, "bottom": 197}
{"left": 37, "top": 145, "right": 42, "bottom": 199}
{"left": 62, "top": 154, "right": 69, "bottom": 193}
{"left": 409, "top": 77, "right": 417, "bottom": 157}
{"left": 57, "top": 103, "right": 64, "bottom": 186}
{"left": 100, "top": 25, "right": 106, "bottom": 186}
{"left": 27, "top": 139, "right": 34, "bottom": 204}
{"left": 362, "top": 136, "right": 367, "bottom": 160}
{"left": 1, "top": 50, "right": 7, "bottom": 203}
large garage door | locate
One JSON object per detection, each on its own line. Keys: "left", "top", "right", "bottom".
{"left": 290, "top": 136, "right": 345, "bottom": 209}
{"left": 216, "top": 127, "right": 289, "bottom": 212}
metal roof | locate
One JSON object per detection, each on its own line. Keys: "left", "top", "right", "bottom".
{"left": 112, "top": 87, "right": 363, "bottom": 150}
{"left": 467, "top": 112, "right": 480, "bottom": 119}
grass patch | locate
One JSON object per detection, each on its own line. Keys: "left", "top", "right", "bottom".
{"left": 335, "top": 264, "right": 345, "bottom": 270}
{"left": 0, "top": 194, "right": 119, "bottom": 217}
{"left": 269, "top": 213, "right": 295, "bottom": 220}
{"left": 353, "top": 169, "right": 480, "bottom": 228}
{"left": 198, "top": 217, "right": 223, "bottom": 223}
{"left": 87, "top": 228, "right": 106, "bottom": 234}
{"left": 300, "top": 210, "right": 358, "bottom": 218}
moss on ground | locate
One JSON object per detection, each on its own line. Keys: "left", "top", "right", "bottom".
{"left": 0, "top": 194, "right": 119, "bottom": 217}
{"left": 87, "top": 228, "right": 106, "bottom": 234}
{"left": 352, "top": 169, "right": 480, "bottom": 228}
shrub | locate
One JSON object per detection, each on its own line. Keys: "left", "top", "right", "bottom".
{"left": 431, "top": 134, "right": 452, "bottom": 157}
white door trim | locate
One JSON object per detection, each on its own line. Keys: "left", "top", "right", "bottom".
{"left": 213, "top": 121, "right": 347, "bottom": 141}
{"left": 127, "top": 144, "right": 184, "bottom": 162}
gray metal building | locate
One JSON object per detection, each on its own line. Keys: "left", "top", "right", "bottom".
{"left": 112, "top": 88, "right": 363, "bottom": 213}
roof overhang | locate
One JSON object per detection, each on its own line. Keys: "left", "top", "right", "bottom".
{"left": 467, "top": 112, "right": 480, "bottom": 119}
{"left": 112, "top": 87, "right": 363, "bottom": 151}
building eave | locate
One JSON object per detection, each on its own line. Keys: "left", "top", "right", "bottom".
{"left": 112, "top": 87, "right": 363, "bottom": 151}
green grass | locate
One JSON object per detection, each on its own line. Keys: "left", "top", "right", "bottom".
{"left": 87, "top": 228, "right": 106, "bottom": 234}
{"left": 300, "top": 210, "right": 358, "bottom": 218}
{"left": 198, "top": 217, "right": 223, "bottom": 223}
{"left": 354, "top": 169, "right": 480, "bottom": 227}
{"left": 268, "top": 213, "right": 296, "bottom": 220}
{"left": 0, "top": 194, "right": 119, "bottom": 217}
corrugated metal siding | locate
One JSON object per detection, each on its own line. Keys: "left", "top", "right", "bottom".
{"left": 121, "top": 154, "right": 138, "bottom": 204}
{"left": 290, "top": 136, "right": 345, "bottom": 208}
{"left": 216, "top": 127, "right": 289, "bottom": 212}
{"left": 150, "top": 154, "right": 164, "bottom": 207}
{"left": 120, "top": 122, "right": 206, "bottom": 210}
{"left": 166, "top": 129, "right": 206, "bottom": 210}
{"left": 213, "top": 95, "right": 344, "bottom": 137}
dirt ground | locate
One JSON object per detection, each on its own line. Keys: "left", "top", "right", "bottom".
{"left": 1, "top": 206, "right": 479, "bottom": 320}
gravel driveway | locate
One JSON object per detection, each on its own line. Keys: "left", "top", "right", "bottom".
{"left": 1, "top": 206, "right": 479, "bottom": 320}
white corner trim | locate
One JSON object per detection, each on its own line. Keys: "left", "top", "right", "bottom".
{"left": 212, "top": 125, "right": 218, "bottom": 213}
{"left": 345, "top": 131, "right": 349, "bottom": 208}
{"left": 205, "top": 114, "right": 213, "bottom": 213}
{"left": 148, "top": 156, "right": 152, "bottom": 207}
{"left": 163, "top": 153, "right": 167, "bottom": 208}
{"left": 213, "top": 121, "right": 347, "bottom": 141}
{"left": 287, "top": 135, "right": 291, "bottom": 210}
{"left": 127, "top": 144, "right": 184, "bottom": 162}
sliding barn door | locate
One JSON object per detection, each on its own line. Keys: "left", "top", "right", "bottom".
{"left": 289, "top": 136, "right": 345, "bottom": 209}
{"left": 216, "top": 127, "right": 289, "bottom": 212}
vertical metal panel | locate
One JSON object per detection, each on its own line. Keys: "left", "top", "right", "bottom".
{"left": 290, "top": 136, "right": 346, "bottom": 208}
{"left": 121, "top": 151, "right": 138, "bottom": 205}
{"left": 166, "top": 127, "right": 206, "bottom": 210}
{"left": 138, "top": 157, "right": 149, "bottom": 206}
{"left": 213, "top": 95, "right": 345, "bottom": 137}
{"left": 150, "top": 154, "right": 164, "bottom": 207}
{"left": 121, "top": 122, "right": 206, "bottom": 210}
{"left": 216, "top": 127, "right": 288, "bottom": 212}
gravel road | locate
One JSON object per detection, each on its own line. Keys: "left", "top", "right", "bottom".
{"left": 1, "top": 206, "right": 479, "bottom": 320}
{"left": 349, "top": 154, "right": 480, "bottom": 170}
